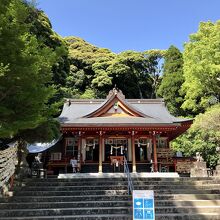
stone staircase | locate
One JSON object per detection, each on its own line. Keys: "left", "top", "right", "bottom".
{"left": 0, "top": 176, "right": 220, "bottom": 219}
{"left": 0, "top": 177, "right": 131, "bottom": 220}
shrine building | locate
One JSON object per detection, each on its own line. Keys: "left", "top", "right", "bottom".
{"left": 46, "top": 88, "right": 193, "bottom": 174}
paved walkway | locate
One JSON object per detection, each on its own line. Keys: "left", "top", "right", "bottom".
{"left": 58, "top": 172, "right": 179, "bottom": 179}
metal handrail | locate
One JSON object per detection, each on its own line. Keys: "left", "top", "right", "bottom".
{"left": 124, "top": 156, "right": 134, "bottom": 195}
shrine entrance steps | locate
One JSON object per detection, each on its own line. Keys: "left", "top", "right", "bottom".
{"left": 0, "top": 175, "right": 220, "bottom": 219}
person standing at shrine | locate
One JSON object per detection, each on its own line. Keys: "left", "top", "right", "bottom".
{"left": 70, "top": 156, "right": 78, "bottom": 173}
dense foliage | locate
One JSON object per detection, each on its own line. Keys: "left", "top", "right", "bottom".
{"left": 0, "top": 0, "right": 60, "bottom": 141}
{"left": 172, "top": 104, "right": 220, "bottom": 167}
{"left": 64, "top": 36, "right": 115, "bottom": 98}
{"left": 171, "top": 21, "right": 220, "bottom": 166}
{"left": 26, "top": 6, "right": 70, "bottom": 103}
{"left": 65, "top": 37, "right": 161, "bottom": 99}
{"left": 182, "top": 21, "right": 220, "bottom": 114}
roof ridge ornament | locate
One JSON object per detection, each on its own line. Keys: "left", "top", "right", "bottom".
{"left": 107, "top": 87, "right": 125, "bottom": 99}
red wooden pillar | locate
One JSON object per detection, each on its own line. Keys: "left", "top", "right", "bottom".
{"left": 152, "top": 132, "right": 158, "bottom": 172}
{"left": 99, "top": 131, "right": 103, "bottom": 173}
{"left": 131, "top": 131, "right": 136, "bottom": 173}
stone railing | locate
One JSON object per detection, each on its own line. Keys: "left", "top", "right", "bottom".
{"left": 0, "top": 144, "right": 17, "bottom": 189}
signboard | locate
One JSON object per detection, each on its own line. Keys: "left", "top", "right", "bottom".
{"left": 133, "top": 190, "right": 155, "bottom": 220}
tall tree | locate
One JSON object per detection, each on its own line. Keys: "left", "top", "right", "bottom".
{"left": 0, "top": 0, "right": 62, "bottom": 179}
{"left": 26, "top": 6, "right": 70, "bottom": 103}
{"left": 157, "top": 46, "right": 186, "bottom": 116}
{"left": 144, "top": 49, "right": 166, "bottom": 99}
{"left": 182, "top": 21, "right": 220, "bottom": 114}
{"left": 0, "top": 0, "right": 58, "bottom": 138}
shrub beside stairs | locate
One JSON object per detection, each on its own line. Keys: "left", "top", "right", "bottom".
{"left": 0, "top": 176, "right": 220, "bottom": 219}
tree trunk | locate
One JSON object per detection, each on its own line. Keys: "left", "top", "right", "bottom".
{"left": 15, "top": 139, "right": 30, "bottom": 179}
{"left": 151, "top": 73, "right": 159, "bottom": 99}
{"left": 137, "top": 82, "right": 143, "bottom": 99}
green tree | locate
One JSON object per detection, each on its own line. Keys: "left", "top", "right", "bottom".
{"left": 65, "top": 37, "right": 162, "bottom": 99}
{"left": 171, "top": 104, "right": 220, "bottom": 167}
{"left": 0, "top": 0, "right": 62, "bottom": 178}
{"left": 107, "top": 51, "right": 155, "bottom": 99}
{"left": 157, "top": 46, "right": 186, "bottom": 116}
{"left": 65, "top": 36, "right": 115, "bottom": 98}
{"left": 182, "top": 21, "right": 220, "bottom": 114}
{"left": 26, "top": 6, "right": 70, "bottom": 103}
{"left": 0, "top": 0, "right": 58, "bottom": 139}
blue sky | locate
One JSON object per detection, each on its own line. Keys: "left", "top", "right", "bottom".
{"left": 37, "top": 0, "right": 220, "bottom": 53}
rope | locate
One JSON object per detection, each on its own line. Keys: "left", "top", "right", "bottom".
{"left": 0, "top": 145, "right": 17, "bottom": 188}
{"left": 110, "top": 145, "right": 124, "bottom": 155}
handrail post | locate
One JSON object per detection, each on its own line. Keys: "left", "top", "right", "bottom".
{"left": 124, "top": 156, "right": 134, "bottom": 195}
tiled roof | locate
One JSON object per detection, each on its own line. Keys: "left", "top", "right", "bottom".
{"left": 59, "top": 98, "right": 192, "bottom": 127}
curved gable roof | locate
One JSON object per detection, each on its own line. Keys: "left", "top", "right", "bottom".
{"left": 83, "top": 89, "right": 151, "bottom": 118}
{"left": 59, "top": 89, "right": 193, "bottom": 127}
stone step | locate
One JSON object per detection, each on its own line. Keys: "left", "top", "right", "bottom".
{"left": 29, "top": 176, "right": 216, "bottom": 181}
{"left": 1, "top": 200, "right": 220, "bottom": 210}
{"left": 134, "top": 180, "right": 220, "bottom": 185}
{"left": 0, "top": 206, "right": 219, "bottom": 218}
{"left": 4, "top": 195, "right": 131, "bottom": 202}
{"left": 23, "top": 185, "right": 130, "bottom": 191}
{"left": 24, "top": 182, "right": 220, "bottom": 190}
{"left": 168, "top": 194, "right": 220, "bottom": 200}
{"left": 28, "top": 180, "right": 129, "bottom": 184}
{"left": 4, "top": 194, "right": 220, "bottom": 205}
{"left": 0, "top": 207, "right": 131, "bottom": 218}
{"left": 155, "top": 206, "right": 220, "bottom": 214}
{"left": 14, "top": 189, "right": 220, "bottom": 197}
{"left": 1, "top": 213, "right": 220, "bottom": 220}
{"left": 25, "top": 178, "right": 220, "bottom": 186}
{"left": 0, "top": 214, "right": 133, "bottom": 220}
{"left": 142, "top": 185, "right": 220, "bottom": 191}
{"left": 134, "top": 177, "right": 218, "bottom": 181}
{"left": 156, "top": 213, "right": 220, "bottom": 220}
{"left": 0, "top": 200, "right": 132, "bottom": 209}
{"left": 23, "top": 184, "right": 220, "bottom": 191}
{"left": 15, "top": 189, "right": 129, "bottom": 196}
{"left": 30, "top": 176, "right": 218, "bottom": 180}
{"left": 155, "top": 200, "right": 220, "bottom": 206}
{"left": 26, "top": 180, "right": 220, "bottom": 186}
